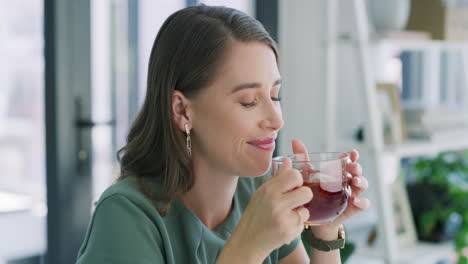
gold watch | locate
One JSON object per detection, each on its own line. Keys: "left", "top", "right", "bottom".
{"left": 303, "top": 225, "right": 346, "bottom": 252}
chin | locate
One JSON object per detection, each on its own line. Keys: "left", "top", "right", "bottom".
{"left": 240, "top": 160, "right": 271, "bottom": 177}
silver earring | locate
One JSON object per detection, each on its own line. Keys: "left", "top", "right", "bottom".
{"left": 185, "top": 123, "right": 191, "bottom": 155}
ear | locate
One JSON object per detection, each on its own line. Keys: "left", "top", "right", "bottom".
{"left": 172, "top": 90, "right": 192, "bottom": 132}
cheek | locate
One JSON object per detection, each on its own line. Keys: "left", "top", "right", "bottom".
{"left": 196, "top": 108, "right": 250, "bottom": 153}
{"left": 195, "top": 104, "right": 273, "bottom": 176}
{"left": 221, "top": 113, "right": 253, "bottom": 150}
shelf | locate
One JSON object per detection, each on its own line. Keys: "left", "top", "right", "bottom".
{"left": 356, "top": 241, "right": 455, "bottom": 264}
{"left": 384, "top": 138, "right": 468, "bottom": 158}
{"left": 338, "top": 138, "right": 468, "bottom": 159}
{"left": 397, "top": 241, "right": 455, "bottom": 264}
{"left": 372, "top": 38, "right": 468, "bottom": 51}
{"left": 346, "top": 255, "right": 384, "bottom": 264}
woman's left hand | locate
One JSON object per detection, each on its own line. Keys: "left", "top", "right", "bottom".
{"left": 291, "top": 139, "right": 370, "bottom": 237}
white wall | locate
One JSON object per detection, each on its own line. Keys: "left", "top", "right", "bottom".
{"left": 278, "top": 0, "right": 368, "bottom": 154}
{"left": 138, "top": 0, "right": 185, "bottom": 105}
{"left": 278, "top": 0, "right": 327, "bottom": 154}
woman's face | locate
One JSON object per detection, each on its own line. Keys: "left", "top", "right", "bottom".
{"left": 190, "top": 41, "right": 283, "bottom": 177}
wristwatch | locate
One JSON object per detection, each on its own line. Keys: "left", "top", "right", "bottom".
{"left": 303, "top": 225, "right": 346, "bottom": 252}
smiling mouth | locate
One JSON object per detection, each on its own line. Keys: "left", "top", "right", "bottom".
{"left": 247, "top": 138, "right": 276, "bottom": 151}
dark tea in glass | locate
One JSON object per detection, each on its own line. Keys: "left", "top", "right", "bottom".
{"left": 272, "top": 152, "right": 352, "bottom": 226}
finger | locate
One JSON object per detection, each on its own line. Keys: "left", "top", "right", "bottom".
{"left": 351, "top": 176, "right": 369, "bottom": 197}
{"left": 286, "top": 207, "right": 309, "bottom": 243}
{"left": 282, "top": 186, "right": 313, "bottom": 209}
{"left": 294, "top": 206, "right": 310, "bottom": 226}
{"left": 352, "top": 176, "right": 368, "bottom": 190}
{"left": 280, "top": 157, "right": 292, "bottom": 171}
{"left": 292, "top": 139, "right": 314, "bottom": 173}
{"left": 332, "top": 197, "right": 371, "bottom": 224}
{"left": 345, "top": 162, "right": 363, "bottom": 177}
{"left": 347, "top": 149, "right": 359, "bottom": 162}
{"left": 292, "top": 139, "right": 309, "bottom": 155}
{"left": 271, "top": 156, "right": 292, "bottom": 177}
{"left": 352, "top": 196, "right": 371, "bottom": 210}
{"left": 271, "top": 167, "right": 304, "bottom": 193}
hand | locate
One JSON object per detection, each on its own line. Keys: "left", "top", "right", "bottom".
{"left": 291, "top": 139, "right": 370, "bottom": 238}
{"left": 234, "top": 157, "right": 313, "bottom": 260}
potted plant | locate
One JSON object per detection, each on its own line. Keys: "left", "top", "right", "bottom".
{"left": 405, "top": 151, "right": 468, "bottom": 263}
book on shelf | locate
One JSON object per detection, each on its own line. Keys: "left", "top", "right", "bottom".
{"left": 405, "top": 125, "right": 468, "bottom": 142}
{"left": 439, "top": 50, "right": 465, "bottom": 106}
{"left": 400, "top": 51, "right": 424, "bottom": 103}
{"left": 403, "top": 106, "right": 468, "bottom": 141}
{"left": 403, "top": 107, "right": 468, "bottom": 131}
{"left": 400, "top": 48, "right": 465, "bottom": 109}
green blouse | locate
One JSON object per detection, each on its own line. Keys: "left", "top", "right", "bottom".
{"left": 76, "top": 176, "right": 300, "bottom": 263}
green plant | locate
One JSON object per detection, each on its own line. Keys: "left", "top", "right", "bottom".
{"left": 456, "top": 225, "right": 468, "bottom": 264}
{"left": 408, "top": 151, "right": 468, "bottom": 263}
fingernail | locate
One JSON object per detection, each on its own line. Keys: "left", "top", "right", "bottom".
{"left": 354, "top": 197, "right": 361, "bottom": 206}
{"left": 355, "top": 177, "right": 362, "bottom": 186}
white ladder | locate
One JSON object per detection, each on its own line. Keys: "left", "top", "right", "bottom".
{"left": 325, "top": 1, "right": 398, "bottom": 263}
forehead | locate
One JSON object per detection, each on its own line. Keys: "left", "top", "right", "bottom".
{"left": 209, "top": 41, "right": 280, "bottom": 92}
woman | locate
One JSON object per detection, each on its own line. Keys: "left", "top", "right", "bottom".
{"left": 77, "top": 5, "right": 369, "bottom": 264}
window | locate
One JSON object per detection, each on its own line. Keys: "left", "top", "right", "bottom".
{"left": 0, "top": 0, "right": 46, "bottom": 261}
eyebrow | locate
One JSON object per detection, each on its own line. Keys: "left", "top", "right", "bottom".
{"left": 230, "top": 78, "right": 282, "bottom": 94}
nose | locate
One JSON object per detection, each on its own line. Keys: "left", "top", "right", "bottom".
{"left": 259, "top": 99, "right": 284, "bottom": 131}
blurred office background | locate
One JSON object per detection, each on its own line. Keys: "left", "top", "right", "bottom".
{"left": 1, "top": 0, "right": 468, "bottom": 263}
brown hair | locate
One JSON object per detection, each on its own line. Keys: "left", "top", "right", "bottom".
{"left": 117, "top": 4, "right": 278, "bottom": 215}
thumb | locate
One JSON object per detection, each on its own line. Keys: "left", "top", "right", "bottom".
{"left": 271, "top": 157, "right": 292, "bottom": 178}
{"left": 280, "top": 157, "right": 292, "bottom": 171}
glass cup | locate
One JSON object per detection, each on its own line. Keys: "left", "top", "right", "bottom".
{"left": 272, "top": 152, "right": 352, "bottom": 226}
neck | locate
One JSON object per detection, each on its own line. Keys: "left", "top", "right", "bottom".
{"left": 179, "top": 158, "right": 239, "bottom": 230}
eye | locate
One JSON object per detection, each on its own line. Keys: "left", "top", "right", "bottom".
{"left": 271, "top": 97, "right": 281, "bottom": 102}
{"left": 240, "top": 99, "right": 257, "bottom": 108}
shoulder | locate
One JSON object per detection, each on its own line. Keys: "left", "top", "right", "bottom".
{"left": 98, "top": 177, "right": 145, "bottom": 202}
{"left": 96, "top": 176, "right": 164, "bottom": 217}
{"left": 77, "top": 177, "right": 166, "bottom": 263}
{"left": 88, "top": 176, "right": 165, "bottom": 233}
{"left": 97, "top": 178, "right": 156, "bottom": 217}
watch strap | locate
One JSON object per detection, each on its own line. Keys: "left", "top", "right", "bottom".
{"left": 303, "top": 225, "right": 345, "bottom": 252}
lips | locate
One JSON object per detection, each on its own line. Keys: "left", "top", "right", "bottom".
{"left": 247, "top": 137, "right": 276, "bottom": 151}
